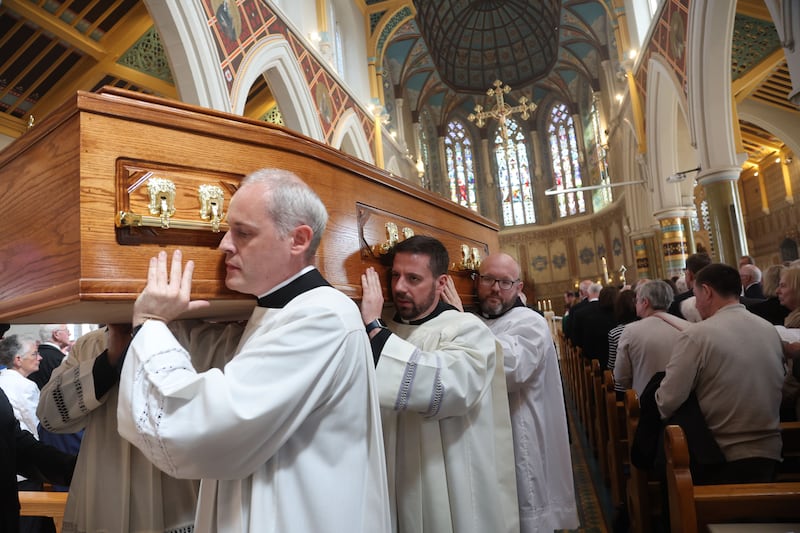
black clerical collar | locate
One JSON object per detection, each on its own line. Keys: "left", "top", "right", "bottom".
{"left": 256, "top": 269, "right": 331, "bottom": 308}
{"left": 480, "top": 297, "right": 526, "bottom": 320}
{"left": 394, "top": 300, "right": 457, "bottom": 326}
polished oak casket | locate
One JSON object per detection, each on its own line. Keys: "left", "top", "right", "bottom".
{"left": 0, "top": 88, "right": 498, "bottom": 323}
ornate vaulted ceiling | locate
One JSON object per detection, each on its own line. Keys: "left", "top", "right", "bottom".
{"left": 0, "top": 0, "right": 796, "bottom": 171}
{"left": 381, "top": 0, "right": 609, "bottom": 127}
{"left": 412, "top": 0, "right": 562, "bottom": 94}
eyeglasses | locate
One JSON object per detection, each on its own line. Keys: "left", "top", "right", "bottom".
{"left": 474, "top": 275, "right": 519, "bottom": 290}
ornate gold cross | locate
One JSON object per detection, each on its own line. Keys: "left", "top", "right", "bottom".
{"left": 467, "top": 80, "right": 536, "bottom": 141}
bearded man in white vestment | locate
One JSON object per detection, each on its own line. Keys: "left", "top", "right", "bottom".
{"left": 453, "top": 252, "right": 578, "bottom": 532}
{"left": 115, "top": 169, "right": 391, "bottom": 533}
{"left": 360, "top": 235, "right": 519, "bottom": 533}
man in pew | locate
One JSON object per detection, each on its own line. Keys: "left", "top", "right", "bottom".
{"left": 614, "top": 280, "right": 687, "bottom": 395}
{"left": 444, "top": 252, "right": 578, "bottom": 532}
{"left": 656, "top": 263, "right": 785, "bottom": 484}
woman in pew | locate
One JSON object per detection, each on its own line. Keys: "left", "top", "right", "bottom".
{"left": 1, "top": 387, "right": 75, "bottom": 533}
{"left": 777, "top": 266, "right": 800, "bottom": 421}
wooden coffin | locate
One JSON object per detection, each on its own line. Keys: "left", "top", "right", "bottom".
{"left": 0, "top": 88, "right": 498, "bottom": 323}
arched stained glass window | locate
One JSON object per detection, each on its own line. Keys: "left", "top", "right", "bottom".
{"left": 495, "top": 118, "right": 535, "bottom": 225}
{"left": 590, "top": 99, "right": 612, "bottom": 210}
{"left": 445, "top": 121, "right": 478, "bottom": 210}
{"left": 548, "top": 103, "right": 585, "bottom": 217}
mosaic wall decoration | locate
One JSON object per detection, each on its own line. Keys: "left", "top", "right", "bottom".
{"left": 200, "top": 0, "right": 374, "bottom": 147}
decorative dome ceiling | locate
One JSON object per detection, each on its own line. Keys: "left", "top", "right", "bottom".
{"left": 413, "top": 0, "right": 562, "bottom": 94}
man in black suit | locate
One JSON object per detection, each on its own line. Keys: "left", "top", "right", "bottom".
{"left": 27, "top": 325, "right": 69, "bottom": 390}
{"left": 564, "top": 279, "right": 592, "bottom": 342}
{"left": 668, "top": 253, "right": 711, "bottom": 319}
{"left": 0, "top": 388, "right": 75, "bottom": 533}
{"left": 740, "top": 264, "right": 765, "bottom": 299}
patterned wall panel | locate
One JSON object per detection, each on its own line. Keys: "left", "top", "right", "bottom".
{"left": 201, "top": 0, "right": 374, "bottom": 147}
{"left": 527, "top": 240, "right": 553, "bottom": 284}
{"left": 633, "top": 0, "right": 689, "bottom": 131}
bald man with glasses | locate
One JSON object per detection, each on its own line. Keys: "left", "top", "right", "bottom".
{"left": 446, "top": 252, "right": 578, "bottom": 533}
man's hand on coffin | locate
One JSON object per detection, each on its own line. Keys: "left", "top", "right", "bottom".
{"left": 360, "top": 267, "right": 385, "bottom": 327}
{"left": 133, "top": 250, "right": 210, "bottom": 327}
{"left": 441, "top": 275, "right": 464, "bottom": 312}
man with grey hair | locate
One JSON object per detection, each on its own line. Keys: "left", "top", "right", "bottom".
{"left": 117, "top": 168, "right": 390, "bottom": 533}
{"left": 740, "top": 263, "right": 764, "bottom": 299}
{"left": 43, "top": 169, "right": 391, "bottom": 533}
{"left": 614, "top": 280, "right": 688, "bottom": 395}
{"left": 28, "top": 324, "right": 69, "bottom": 389}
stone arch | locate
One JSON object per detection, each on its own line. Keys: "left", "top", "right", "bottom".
{"left": 687, "top": 0, "right": 742, "bottom": 181}
{"left": 229, "top": 35, "right": 325, "bottom": 141}
{"left": 330, "top": 108, "right": 374, "bottom": 163}
{"left": 143, "top": 0, "right": 230, "bottom": 111}
{"left": 646, "top": 54, "right": 697, "bottom": 218}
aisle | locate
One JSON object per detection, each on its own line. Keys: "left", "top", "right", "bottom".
{"left": 558, "top": 389, "right": 614, "bottom": 533}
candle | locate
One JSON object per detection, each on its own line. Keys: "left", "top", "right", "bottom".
{"left": 547, "top": 299, "right": 552, "bottom": 311}
{"left": 601, "top": 256, "right": 610, "bottom": 285}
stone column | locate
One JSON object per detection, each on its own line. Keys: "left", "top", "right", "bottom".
{"left": 632, "top": 233, "right": 655, "bottom": 280}
{"left": 658, "top": 216, "right": 689, "bottom": 279}
{"left": 697, "top": 169, "right": 747, "bottom": 265}
{"left": 479, "top": 136, "right": 500, "bottom": 223}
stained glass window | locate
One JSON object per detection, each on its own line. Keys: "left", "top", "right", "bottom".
{"left": 445, "top": 121, "right": 478, "bottom": 210}
{"left": 548, "top": 103, "right": 585, "bottom": 217}
{"left": 590, "top": 99, "right": 612, "bottom": 209}
{"left": 495, "top": 118, "right": 535, "bottom": 225}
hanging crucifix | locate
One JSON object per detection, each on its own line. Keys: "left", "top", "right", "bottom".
{"left": 467, "top": 79, "right": 536, "bottom": 141}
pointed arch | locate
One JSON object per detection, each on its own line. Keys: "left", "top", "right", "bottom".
{"left": 331, "top": 108, "right": 375, "bottom": 164}
{"left": 144, "top": 0, "right": 230, "bottom": 111}
{"left": 646, "top": 54, "right": 697, "bottom": 218}
{"left": 229, "top": 35, "right": 324, "bottom": 141}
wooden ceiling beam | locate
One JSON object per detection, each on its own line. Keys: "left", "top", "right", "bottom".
{"left": 4, "top": 0, "right": 107, "bottom": 61}
{"left": 732, "top": 49, "right": 785, "bottom": 103}
{"left": 735, "top": 0, "right": 773, "bottom": 21}
{"left": 29, "top": 3, "right": 168, "bottom": 119}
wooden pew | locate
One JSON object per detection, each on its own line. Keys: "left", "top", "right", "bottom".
{"left": 624, "top": 389, "right": 663, "bottom": 533}
{"left": 778, "top": 421, "right": 800, "bottom": 481}
{"left": 591, "top": 359, "right": 609, "bottom": 482}
{"left": 664, "top": 424, "right": 800, "bottom": 533}
{"left": 19, "top": 491, "right": 68, "bottom": 533}
{"left": 605, "top": 370, "right": 628, "bottom": 507}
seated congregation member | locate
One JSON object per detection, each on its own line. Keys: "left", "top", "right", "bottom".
{"left": 667, "top": 252, "right": 711, "bottom": 319}
{"left": 0, "top": 335, "right": 56, "bottom": 533}
{"left": 740, "top": 264, "right": 765, "bottom": 299}
{"left": 27, "top": 325, "right": 69, "bottom": 390}
{"left": 572, "top": 284, "right": 618, "bottom": 368}
{"left": 656, "top": 263, "right": 784, "bottom": 484}
{"left": 614, "top": 280, "right": 687, "bottom": 395}
{"left": 606, "top": 289, "right": 637, "bottom": 377}
{"left": 116, "top": 169, "right": 391, "bottom": 533}
{"left": 777, "top": 266, "right": 800, "bottom": 420}
{"left": 748, "top": 264, "right": 789, "bottom": 325}
{"left": 465, "top": 252, "right": 577, "bottom": 532}
{"left": 564, "top": 279, "right": 591, "bottom": 341}
{"left": 0, "top": 335, "right": 42, "bottom": 437}
{"left": 360, "top": 236, "right": 518, "bottom": 533}
{"left": 1, "top": 388, "right": 75, "bottom": 533}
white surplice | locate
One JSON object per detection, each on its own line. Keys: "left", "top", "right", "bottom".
{"left": 39, "top": 321, "right": 242, "bottom": 533}
{"left": 117, "top": 282, "right": 391, "bottom": 533}
{"left": 375, "top": 306, "right": 519, "bottom": 533}
{"left": 481, "top": 305, "right": 579, "bottom": 532}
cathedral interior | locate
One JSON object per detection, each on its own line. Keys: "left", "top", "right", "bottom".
{"left": 0, "top": 0, "right": 798, "bottom": 313}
